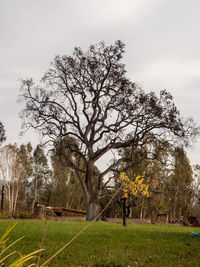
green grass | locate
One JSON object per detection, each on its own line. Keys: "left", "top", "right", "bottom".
{"left": 0, "top": 220, "right": 199, "bottom": 266}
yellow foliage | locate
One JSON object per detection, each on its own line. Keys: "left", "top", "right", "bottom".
{"left": 119, "top": 172, "right": 156, "bottom": 199}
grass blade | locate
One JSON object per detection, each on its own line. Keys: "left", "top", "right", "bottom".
{"left": 0, "top": 223, "right": 17, "bottom": 242}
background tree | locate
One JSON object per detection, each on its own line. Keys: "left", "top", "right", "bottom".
{"left": 119, "top": 172, "right": 150, "bottom": 226}
{"left": 50, "top": 137, "right": 85, "bottom": 209}
{"left": 0, "top": 121, "right": 6, "bottom": 145}
{"left": 50, "top": 136, "right": 101, "bottom": 210}
{"left": 0, "top": 121, "right": 6, "bottom": 210}
{"left": 17, "top": 143, "right": 32, "bottom": 210}
{"left": 191, "top": 164, "right": 200, "bottom": 216}
{"left": 0, "top": 145, "right": 26, "bottom": 213}
{"left": 108, "top": 140, "right": 169, "bottom": 220}
{"left": 102, "top": 143, "right": 195, "bottom": 221}
{"left": 20, "top": 40, "right": 197, "bottom": 220}
{"left": 29, "top": 145, "right": 52, "bottom": 211}
{"left": 169, "top": 147, "right": 193, "bottom": 220}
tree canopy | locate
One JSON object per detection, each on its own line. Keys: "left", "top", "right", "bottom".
{"left": 20, "top": 40, "right": 197, "bottom": 220}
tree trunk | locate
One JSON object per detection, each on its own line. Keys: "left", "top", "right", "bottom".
{"left": 1, "top": 185, "right": 4, "bottom": 210}
{"left": 11, "top": 183, "right": 14, "bottom": 213}
{"left": 13, "top": 182, "right": 19, "bottom": 213}
{"left": 7, "top": 183, "right": 11, "bottom": 213}
{"left": 173, "top": 191, "right": 177, "bottom": 220}
{"left": 122, "top": 198, "right": 127, "bottom": 226}
{"left": 86, "top": 196, "right": 100, "bottom": 221}
{"left": 140, "top": 198, "right": 145, "bottom": 219}
{"left": 84, "top": 161, "right": 101, "bottom": 221}
{"left": 32, "top": 175, "right": 38, "bottom": 212}
{"left": 129, "top": 206, "right": 133, "bottom": 218}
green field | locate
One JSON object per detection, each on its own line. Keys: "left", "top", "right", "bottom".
{"left": 0, "top": 220, "right": 200, "bottom": 266}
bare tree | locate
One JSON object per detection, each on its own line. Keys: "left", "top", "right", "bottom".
{"left": 0, "top": 145, "right": 25, "bottom": 213}
{"left": 19, "top": 40, "right": 197, "bottom": 220}
{"left": 0, "top": 121, "right": 6, "bottom": 145}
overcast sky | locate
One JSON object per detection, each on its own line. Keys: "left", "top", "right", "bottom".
{"left": 0, "top": 0, "right": 200, "bottom": 167}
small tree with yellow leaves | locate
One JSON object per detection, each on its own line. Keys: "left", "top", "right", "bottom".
{"left": 119, "top": 172, "right": 150, "bottom": 226}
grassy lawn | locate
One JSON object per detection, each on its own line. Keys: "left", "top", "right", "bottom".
{"left": 0, "top": 220, "right": 199, "bottom": 266}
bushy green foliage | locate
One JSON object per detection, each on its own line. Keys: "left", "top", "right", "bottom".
{"left": 12, "top": 212, "right": 35, "bottom": 219}
{"left": 0, "top": 212, "right": 35, "bottom": 220}
{"left": 0, "top": 212, "right": 13, "bottom": 219}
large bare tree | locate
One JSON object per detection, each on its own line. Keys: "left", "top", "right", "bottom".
{"left": 19, "top": 41, "right": 197, "bottom": 220}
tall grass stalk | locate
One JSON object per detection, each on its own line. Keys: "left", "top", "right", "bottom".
{"left": 0, "top": 223, "right": 43, "bottom": 267}
{"left": 37, "top": 216, "right": 48, "bottom": 266}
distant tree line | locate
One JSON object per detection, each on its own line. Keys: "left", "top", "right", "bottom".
{"left": 0, "top": 138, "right": 199, "bottom": 220}
{"left": 101, "top": 143, "right": 200, "bottom": 221}
{"left": 0, "top": 140, "right": 85, "bottom": 213}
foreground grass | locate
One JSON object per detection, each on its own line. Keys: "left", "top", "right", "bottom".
{"left": 0, "top": 220, "right": 199, "bottom": 266}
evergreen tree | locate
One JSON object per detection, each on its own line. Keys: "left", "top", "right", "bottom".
{"left": 192, "top": 164, "right": 200, "bottom": 216}
{"left": 17, "top": 143, "right": 33, "bottom": 210}
{"left": 0, "top": 144, "right": 26, "bottom": 212}
{"left": 29, "top": 145, "right": 52, "bottom": 211}
{"left": 50, "top": 136, "right": 85, "bottom": 210}
{"left": 168, "top": 147, "right": 193, "bottom": 219}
